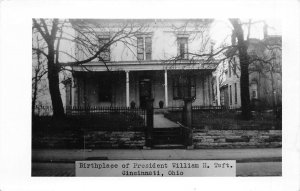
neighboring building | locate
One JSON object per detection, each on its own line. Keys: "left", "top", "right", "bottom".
{"left": 218, "top": 55, "right": 241, "bottom": 109}
{"left": 219, "top": 26, "right": 282, "bottom": 109}
{"left": 64, "top": 19, "right": 220, "bottom": 109}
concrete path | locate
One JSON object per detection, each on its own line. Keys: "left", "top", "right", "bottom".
{"left": 154, "top": 114, "right": 180, "bottom": 128}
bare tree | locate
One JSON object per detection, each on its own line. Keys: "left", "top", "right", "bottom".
{"left": 32, "top": 35, "right": 47, "bottom": 116}
{"left": 248, "top": 35, "right": 282, "bottom": 111}
{"left": 32, "top": 19, "right": 148, "bottom": 118}
{"left": 164, "top": 19, "right": 281, "bottom": 119}
{"left": 228, "top": 19, "right": 252, "bottom": 119}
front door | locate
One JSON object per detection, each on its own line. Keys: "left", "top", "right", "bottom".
{"left": 139, "top": 79, "right": 152, "bottom": 109}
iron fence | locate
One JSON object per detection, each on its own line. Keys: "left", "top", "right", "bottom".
{"left": 166, "top": 105, "right": 281, "bottom": 130}
{"left": 34, "top": 105, "right": 53, "bottom": 116}
{"left": 66, "top": 106, "right": 147, "bottom": 129}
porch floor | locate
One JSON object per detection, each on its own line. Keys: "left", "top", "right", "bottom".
{"left": 153, "top": 114, "right": 180, "bottom": 128}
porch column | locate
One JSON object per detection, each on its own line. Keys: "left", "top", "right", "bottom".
{"left": 126, "top": 70, "right": 130, "bottom": 107}
{"left": 164, "top": 69, "right": 168, "bottom": 107}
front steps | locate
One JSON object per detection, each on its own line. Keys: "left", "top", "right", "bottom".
{"left": 152, "top": 127, "right": 185, "bottom": 149}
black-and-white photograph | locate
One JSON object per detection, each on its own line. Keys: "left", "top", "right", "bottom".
{"left": 31, "top": 18, "right": 282, "bottom": 177}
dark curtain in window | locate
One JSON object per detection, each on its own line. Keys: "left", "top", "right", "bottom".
{"left": 137, "top": 37, "right": 144, "bottom": 60}
{"left": 177, "top": 37, "right": 188, "bottom": 59}
{"left": 145, "top": 37, "right": 152, "bottom": 60}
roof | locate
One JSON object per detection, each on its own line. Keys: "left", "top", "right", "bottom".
{"left": 70, "top": 19, "right": 214, "bottom": 28}
{"left": 225, "top": 34, "right": 282, "bottom": 57}
{"left": 263, "top": 35, "right": 282, "bottom": 46}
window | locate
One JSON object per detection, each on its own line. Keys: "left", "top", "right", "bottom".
{"left": 69, "top": 84, "right": 72, "bottom": 105}
{"left": 145, "top": 37, "right": 152, "bottom": 60}
{"left": 228, "top": 62, "right": 232, "bottom": 77}
{"left": 234, "top": 83, "right": 237, "bottom": 104}
{"left": 98, "top": 38, "right": 110, "bottom": 61}
{"left": 173, "top": 76, "right": 196, "bottom": 99}
{"left": 137, "top": 37, "right": 144, "bottom": 60}
{"left": 229, "top": 85, "right": 232, "bottom": 105}
{"left": 233, "top": 57, "right": 237, "bottom": 74}
{"left": 177, "top": 37, "right": 188, "bottom": 59}
{"left": 137, "top": 36, "right": 152, "bottom": 61}
{"left": 250, "top": 82, "right": 258, "bottom": 99}
{"left": 211, "top": 78, "right": 215, "bottom": 101}
{"left": 98, "top": 79, "right": 112, "bottom": 102}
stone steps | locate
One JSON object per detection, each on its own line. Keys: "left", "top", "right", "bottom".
{"left": 152, "top": 127, "right": 185, "bottom": 148}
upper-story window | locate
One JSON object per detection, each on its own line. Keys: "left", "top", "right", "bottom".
{"left": 228, "top": 62, "right": 232, "bottom": 77}
{"left": 137, "top": 36, "right": 152, "bottom": 61}
{"left": 98, "top": 37, "right": 110, "bottom": 61}
{"left": 177, "top": 37, "right": 188, "bottom": 59}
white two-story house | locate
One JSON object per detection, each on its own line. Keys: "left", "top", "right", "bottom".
{"left": 64, "top": 19, "right": 220, "bottom": 109}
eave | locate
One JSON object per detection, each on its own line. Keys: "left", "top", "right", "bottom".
{"left": 71, "top": 60, "right": 219, "bottom": 72}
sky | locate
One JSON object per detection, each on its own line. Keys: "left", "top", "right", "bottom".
{"left": 210, "top": 19, "right": 282, "bottom": 47}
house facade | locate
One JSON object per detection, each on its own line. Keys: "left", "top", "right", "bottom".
{"left": 64, "top": 19, "right": 219, "bottom": 109}
{"left": 219, "top": 27, "right": 282, "bottom": 109}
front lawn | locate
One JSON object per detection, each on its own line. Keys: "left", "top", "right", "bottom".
{"left": 164, "top": 110, "right": 281, "bottom": 130}
{"left": 32, "top": 112, "right": 146, "bottom": 135}
{"left": 32, "top": 113, "right": 146, "bottom": 149}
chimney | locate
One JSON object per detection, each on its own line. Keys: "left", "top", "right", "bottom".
{"left": 231, "top": 30, "right": 236, "bottom": 45}
{"left": 210, "top": 41, "right": 215, "bottom": 54}
{"left": 263, "top": 22, "right": 268, "bottom": 39}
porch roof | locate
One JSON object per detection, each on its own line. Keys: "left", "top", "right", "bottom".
{"left": 71, "top": 60, "right": 219, "bottom": 72}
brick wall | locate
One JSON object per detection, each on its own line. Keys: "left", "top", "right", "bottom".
{"left": 193, "top": 130, "right": 281, "bottom": 149}
{"left": 84, "top": 131, "right": 145, "bottom": 149}
{"left": 33, "top": 130, "right": 281, "bottom": 149}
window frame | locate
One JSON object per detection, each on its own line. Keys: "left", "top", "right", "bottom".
{"left": 137, "top": 35, "right": 152, "bottom": 61}
{"left": 173, "top": 75, "right": 196, "bottom": 100}
{"left": 98, "top": 37, "right": 111, "bottom": 62}
{"left": 250, "top": 81, "right": 258, "bottom": 100}
{"left": 229, "top": 85, "right": 232, "bottom": 105}
{"left": 177, "top": 37, "right": 189, "bottom": 60}
{"left": 228, "top": 62, "right": 232, "bottom": 77}
{"left": 137, "top": 37, "right": 144, "bottom": 60}
{"left": 234, "top": 83, "right": 237, "bottom": 104}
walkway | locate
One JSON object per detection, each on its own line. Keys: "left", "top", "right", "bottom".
{"left": 153, "top": 114, "right": 180, "bottom": 128}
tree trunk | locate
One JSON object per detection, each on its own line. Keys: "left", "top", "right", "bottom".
{"left": 270, "top": 69, "right": 276, "bottom": 115}
{"left": 230, "top": 19, "right": 251, "bottom": 120}
{"left": 32, "top": 71, "right": 38, "bottom": 117}
{"left": 48, "top": 45, "right": 65, "bottom": 118}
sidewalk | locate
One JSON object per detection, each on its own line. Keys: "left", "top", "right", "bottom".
{"left": 32, "top": 148, "right": 281, "bottom": 163}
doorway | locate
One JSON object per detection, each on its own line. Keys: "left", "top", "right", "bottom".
{"left": 139, "top": 79, "right": 152, "bottom": 109}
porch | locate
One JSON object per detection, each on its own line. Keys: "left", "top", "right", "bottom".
{"left": 66, "top": 69, "right": 217, "bottom": 109}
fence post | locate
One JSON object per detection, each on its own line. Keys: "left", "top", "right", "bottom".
{"left": 182, "top": 98, "right": 192, "bottom": 128}
{"left": 182, "top": 98, "right": 193, "bottom": 147}
{"left": 145, "top": 98, "right": 154, "bottom": 148}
